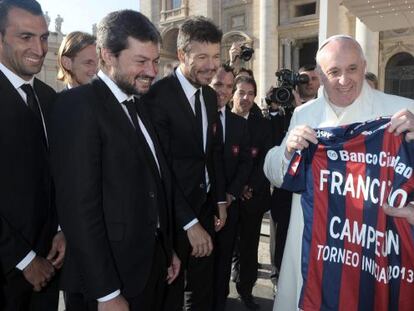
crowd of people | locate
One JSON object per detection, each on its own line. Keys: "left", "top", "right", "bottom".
{"left": 1, "top": 1, "right": 414, "bottom": 311}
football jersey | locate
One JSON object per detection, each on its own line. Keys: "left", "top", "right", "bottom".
{"left": 282, "top": 117, "right": 414, "bottom": 311}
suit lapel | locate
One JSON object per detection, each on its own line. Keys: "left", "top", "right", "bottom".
{"left": 0, "top": 71, "right": 32, "bottom": 113}
{"left": 92, "top": 78, "right": 143, "bottom": 154}
{"left": 170, "top": 73, "right": 204, "bottom": 152}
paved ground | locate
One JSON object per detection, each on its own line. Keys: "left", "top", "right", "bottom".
{"left": 59, "top": 214, "right": 275, "bottom": 311}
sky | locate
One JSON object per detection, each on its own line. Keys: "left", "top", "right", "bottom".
{"left": 38, "top": 0, "right": 140, "bottom": 34}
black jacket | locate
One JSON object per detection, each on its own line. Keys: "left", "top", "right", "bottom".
{"left": 49, "top": 77, "right": 173, "bottom": 299}
{"left": 0, "top": 71, "right": 57, "bottom": 274}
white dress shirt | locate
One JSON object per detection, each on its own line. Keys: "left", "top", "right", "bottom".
{"left": 218, "top": 106, "right": 226, "bottom": 143}
{"left": 175, "top": 67, "right": 211, "bottom": 230}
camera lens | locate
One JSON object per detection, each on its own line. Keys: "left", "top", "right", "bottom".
{"left": 275, "top": 87, "right": 292, "bottom": 104}
{"left": 240, "top": 46, "right": 254, "bottom": 61}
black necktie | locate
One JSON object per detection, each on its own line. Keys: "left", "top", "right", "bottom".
{"left": 194, "top": 89, "right": 203, "bottom": 151}
{"left": 21, "top": 83, "right": 47, "bottom": 146}
{"left": 21, "top": 84, "right": 42, "bottom": 121}
{"left": 123, "top": 98, "right": 140, "bottom": 131}
{"left": 123, "top": 98, "right": 160, "bottom": 177}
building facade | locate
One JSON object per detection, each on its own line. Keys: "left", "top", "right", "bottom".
{"left": 140, "top": 0, "right": 414, "bottom": 104}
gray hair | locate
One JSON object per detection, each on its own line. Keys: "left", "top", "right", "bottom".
{"left": 315, "top": 35, "right": 366, "bottom": 70}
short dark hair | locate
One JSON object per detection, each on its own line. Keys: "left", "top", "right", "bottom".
{"left": 57, "top": 31, "right": 96, "bottom": 83}
{"left": 0, "top": 0, "right": 43, "bottom": 34}
{"left": 233, "top": 75, "right": 257, "bottom": 96}
{"left": 177, "top": 16, "right": 222, "bottom": 53}
{"left": 299, "top": 64, "right": 316, "bottom": 73}
{"left": 97, "top": 10, "right": 161, "bottom": 67}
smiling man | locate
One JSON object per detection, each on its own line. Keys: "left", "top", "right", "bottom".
{"left": 144, "top": 16, "right": 227, "bottom": 311}
{"left": 264, "top": 35, "right": 414, "bottom": 311}
{"left": 50, "top": 10, "right": 179, "bottom": 311}
{"left": 57, "top": 31, "right": 97, "bottom": 88}
{"left": 0, "top": 0, "right": 64, "bottom": 310}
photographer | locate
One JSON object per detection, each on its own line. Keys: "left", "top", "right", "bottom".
{"left": 228, "top": 42, "right": 255, "bottom": 75}
{"left": 295, "top": 64, "right": 320, "bottom": 104}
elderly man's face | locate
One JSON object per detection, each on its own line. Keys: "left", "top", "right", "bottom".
{"left": 317, "top": 40, "right": 366, "bottom": 107}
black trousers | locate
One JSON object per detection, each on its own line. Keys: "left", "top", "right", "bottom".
{"left": 2, "top": 269, "right": 59, "bottom": 311}
{"left": 269, "top": 189, "right": 292, "bottom": 284}
{"left": 163, "top": 196, "right": 215, "bottom": 311}
{"left": 65, "top": 236, "right": 167, "bottom": 311}
{"left": 235, "top": 193, "right": 269, "bottom": 297}
{"left": 212, "top": 200, "right": 240, "bottom": 311}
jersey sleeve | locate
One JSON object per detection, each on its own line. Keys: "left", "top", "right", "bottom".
{"left": 281, "top": 149, "right": 308, "bottom": 193}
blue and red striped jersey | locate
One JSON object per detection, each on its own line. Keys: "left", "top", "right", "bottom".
{"left": 282, "top": 117, "right": 414, "bottom": 311}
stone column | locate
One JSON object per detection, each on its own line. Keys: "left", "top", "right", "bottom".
{"left": 281, "top": 38, "right": 295, "bottom": 70}
{"left": 292, "top": 42, "right": 302, "bottom": 71}
{"left": 318, "top": 0, "right": 340, "bottom": 46}
{"left": 355, "top": 17, "right": 379, "bottom": 75}
{"left": 258, "top": 0, "right": 279, "bottom": 101}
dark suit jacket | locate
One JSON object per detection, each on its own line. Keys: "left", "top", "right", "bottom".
{"left": 143, "top": 71, "right": 226, "bottom": 228}
{"left": 269, "top": 111, "right": 293, "bottom": 216}
{"left": 0, "top": 71, "right": 57, "bottom": 275}
{"left": 222, "top": 107, "right": 252, "bottom": 198}
{"left": 246, "top": 110, "right": 272, "bottom": 203}
{"left": 49, "top": 77, "right": 173, "bottom": 300}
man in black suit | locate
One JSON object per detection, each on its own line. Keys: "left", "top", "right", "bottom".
{"left": 49, "top": 10, "right": 180, "bottom": 311}
{"left": 210, "top": 65, "right": 252, "bottom": 311}
{"left": 144, "top": 16, "right": 227, "bottom": 311}
{"left": 0, "top": 1, "right": 65, "bottom": 310}
{"left": 231, "top": 76, "right": 272, "bottom": 310}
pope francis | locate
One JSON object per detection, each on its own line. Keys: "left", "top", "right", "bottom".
{"left": 264, "top": 35, "right": 414, "bottom": 311}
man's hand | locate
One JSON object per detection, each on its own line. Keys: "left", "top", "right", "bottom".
{"left": 22, "top": 256, "right": 55, "bottom": 292}
{"left": 47, "top": 231, "right": 66, "bottom": 269}
{"left": 98, "top": 295, "right": 129, "bottom": 311}
{"left": 388, "top": 109, "right": 414, "bottom": 142}
{"left": 285, "top": 125, "right": 318, "bottom": 160}
{"left": 186, "top": 223, "right": 213, "bottom": 257}
{"left": 229, "top": 42, "right": 242, "bottom": 68}
{"left": 240, "top": 185, "right": 253, "bottom": 201}
{"left": 226, "top": 193, "right": 234, "bottom": 206}
{"left": 383, "top": 202, "right": 414, "bottom": 225}
{"left": 214, "top": 203, "right": 228, "bottom": 232}
{"left": 166, "top": 252, "right": 181, "bottom": 284}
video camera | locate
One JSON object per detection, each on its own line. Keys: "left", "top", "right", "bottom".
{"left": 265, "top": 69, "right": 309, "bottom": 109}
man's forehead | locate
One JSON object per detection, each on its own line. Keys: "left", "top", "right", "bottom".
{"left": 236, "top": 82, "right": 254, "bottom": 91}
{"left": 187, "top": 40, "right": 220, "bottom": 52}
{"left": 6, "top": 7, "right": 47, "bottom": 32}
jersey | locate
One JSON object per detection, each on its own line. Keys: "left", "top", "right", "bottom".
{"left": 282, "top": 117, "right": 414, "bottom": 311}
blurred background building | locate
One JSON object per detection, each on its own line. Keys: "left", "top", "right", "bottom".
{"left": 140, "top": 0, "right": 414, "bottom": 103}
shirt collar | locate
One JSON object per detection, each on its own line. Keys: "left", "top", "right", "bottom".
{"left": 97, "top": 70, "right": 135, "bottom": 103}
{"left": 0, "top": 62, "right": 34, "bottom": 89}
{"left": 175, "top": 66, "right": 201, "bottom": 100}
{"left": 219, "top": 106, "right": 226, "bottom": 115}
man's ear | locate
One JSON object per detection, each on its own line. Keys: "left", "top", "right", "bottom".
{"left": 100, "top": 47, "right": 115, "bottom": 67}
{"left": 61, "top": 56, "right": 72, "bottom": 71}
{"left": 177, "top": 48, "right": 186, "bottom": 64}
